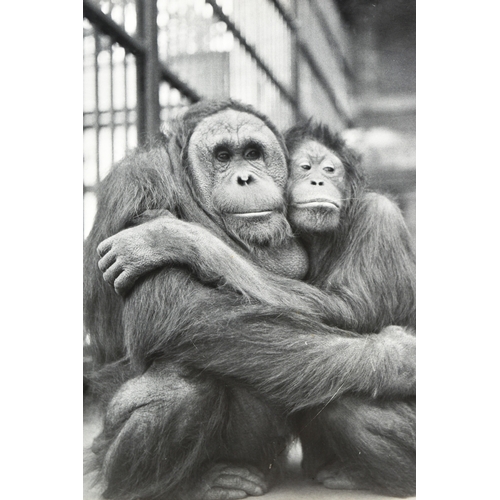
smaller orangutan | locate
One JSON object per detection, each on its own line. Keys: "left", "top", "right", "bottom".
{"left": 96, "top": 117, "right": 416, "bottom": 497}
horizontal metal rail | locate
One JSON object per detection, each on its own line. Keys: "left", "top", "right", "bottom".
{"left": 205, "top": 0, "right": 298, "bottom": 109}
{"left": 83, "top": 0, "right": 145, "bottom": 56}
{"left": 84, "top": 0, "right": 350, "bottom": 123}
{"left": 83, "top": 0, "right": 200, "bottom": 103}
{"left": 159, "top": 62, "right": 201, "bottom": 103}
{"left": 264, "top": 0, "right": 352, "bottom": 124}
{"left": 268, "top": 0, "right": 298, "bottom": 31}
{"left": 308, "top": 0, "right": 354, "bottom": 79}
{"left": 298, "top": 41, "right": 351, "bottom": 125}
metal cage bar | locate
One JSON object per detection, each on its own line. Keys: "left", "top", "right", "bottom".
{"left": 83, "top": 0, "right": 200, "bottom": 118}
{"left": 233, "top": 0, "right": 351, "bottom": 125}
{"left": 308, "top": 0, "right": 354, "bottom": 79}
{"left": 83, "top": 0, "right": 145, "bottom": 56}
{"left": 83, "top": 0, "right": 354, "bottom": 235}
{"left": 204, "top": 0, "right": 298, "bottom": 110}
{"left": 136, "top": 0, "right": 160, "bottom": 141}
{"left": 297, "top": 41, "right": 351, "bottom": 125}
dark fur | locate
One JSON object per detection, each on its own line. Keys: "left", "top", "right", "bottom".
{"left": 83, "top": 101, "right": 416, "bottom": 498}
{"left": 284, "top": 121, "right": 416, "bottom": 497}
{"left": 286, "top": 121, "right": 416, "bottom": 332}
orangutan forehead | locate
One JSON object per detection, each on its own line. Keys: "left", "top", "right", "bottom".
{"left": 190, "top": 109, "right": 281, "bottom": 151}
{"left": 292, "top": 140, "right": 344, "bottom": 166}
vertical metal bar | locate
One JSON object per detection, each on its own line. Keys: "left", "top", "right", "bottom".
{"left": 290, "top": 0, "right": 300, "bottom": 121}
{"left": 136, "top": 0, "right": 160, "bottom": 145}
{"left": 206, "top": 0, "right": 296, "bottom": 107}
{"left": 122, "top": 2, "right": 129, "bottom": 151}
{"left": 93, "top": 29, "right": 101, "bottom": 182}
{"left": 109, "top": 43, "right": 115, "bottom": 165}
{"left": 124, "top": 51, "right": 129, "bottom": 151}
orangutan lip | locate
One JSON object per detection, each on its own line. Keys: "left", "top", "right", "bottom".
{"left": 294, "top": 200, "right": 340, "bottom": 209}
{"left": 230, "top": 210, "right": 274, "bottom": 218}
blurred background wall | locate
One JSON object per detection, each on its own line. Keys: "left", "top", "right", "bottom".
{"left": 83, "top": 0, "right": 416, "bottom": 240}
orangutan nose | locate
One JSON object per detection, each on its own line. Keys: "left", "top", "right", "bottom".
{"left": 237, "top": 174, "right": 254, "bottom": 186}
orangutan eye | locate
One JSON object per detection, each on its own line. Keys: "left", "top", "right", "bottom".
{"left": 215, "top": 149, "right": 231, "bottom": 162}
{"left": 245, "top": 148, "right": 261, "bottom": 160}
{"left": 323, "top": 166, "right": 335, "bottom": 173}
{"left": 301, "top": 164, "right": 311, "bottom": 170}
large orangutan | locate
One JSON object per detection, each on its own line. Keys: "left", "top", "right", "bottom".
{"left": 84, "top": 100, "right": 415, "bottom": 499}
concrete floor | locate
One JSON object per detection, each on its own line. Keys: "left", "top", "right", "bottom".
{"left": 83, "top": 399, "right": 414, "bottom": 500}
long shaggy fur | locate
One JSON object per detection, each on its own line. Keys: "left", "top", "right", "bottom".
{"left": 121, "top": 269, "right": 415, "bottom": 411}
{"left": 283, "top": 121, "right": 416, "bottom": 497}
{"left": 83, "top": 102, "right": 416, "bottom": 498}
{"left": 298, "top": 395, "right": 416, "bottom": 497}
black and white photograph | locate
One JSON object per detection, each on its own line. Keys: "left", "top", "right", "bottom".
{"left": 5, "top": 2, "right": 500, "bottom": 499}
{"left": 82, "top": 1, "right": 417, "bottom": 498}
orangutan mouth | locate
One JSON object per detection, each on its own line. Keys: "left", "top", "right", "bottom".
{"left": 230, "top": 210, "right": 274, "bottom": 218}
{"left": 294, "top": 200, "right": 340, "bottom": 209}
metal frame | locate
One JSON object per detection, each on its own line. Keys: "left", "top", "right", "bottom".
{"left": 204, "top": 0, "right": 298, "bottom": 113}
{"left": 83, "top": 0, "right": 352, "bottom": 147}
{"left": 272, "top": 0, "right": 352, "bottom": 124}
{"left": 83, "top": 0, "right": 200, "bottom": 145}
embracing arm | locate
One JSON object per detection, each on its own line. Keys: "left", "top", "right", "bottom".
{"left": 175, "top": 315, "right": 416, "bottom": 413}
{"left": 312, "top": 192, "right": 416, "bottom": 332}
{"left": 97, "top": 214, "right": 364, "bottom": 329}
{"left": 124, "top": 268, "right": 416, "bottom": 413}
